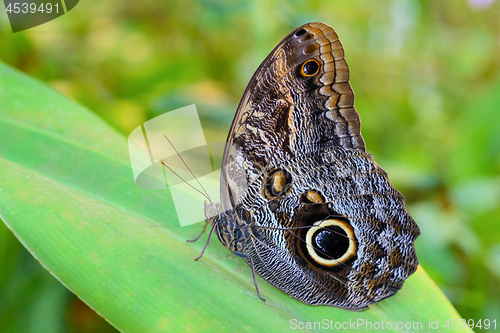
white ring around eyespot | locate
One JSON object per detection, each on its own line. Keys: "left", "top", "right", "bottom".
{"left": 305, "top": 219, "right": 357, "bottom": 267}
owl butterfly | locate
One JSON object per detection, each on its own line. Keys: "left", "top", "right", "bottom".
{"left": 196, "top": 22, "right": 419, "bottom": 310}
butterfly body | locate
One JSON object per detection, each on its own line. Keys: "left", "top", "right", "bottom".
{"left": 203, "top": 22, "right": 419, "bottom": 310}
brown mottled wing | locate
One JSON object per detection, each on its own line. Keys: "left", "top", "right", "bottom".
{"left": 220, "top": 22, "right": 365, "bottom": 210}
{"left": 239, "top": 148, "right": 419, "bottom": 309}
{"left": 217, "top": 22, "right": 419, "bottom": 309}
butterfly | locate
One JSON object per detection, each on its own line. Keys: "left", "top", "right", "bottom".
{"left": 194, "top": 22, "right": 419, "bottom": 310}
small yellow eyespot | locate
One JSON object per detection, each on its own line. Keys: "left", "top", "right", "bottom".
{"left": 263, "top": 168, "right": 292, "bottom": 199}
{"left": 305, "top": 190, "right": 324, "bottom": 204}
{"left": 270, "top": 170, "right": 287, "bottom": 194}
{"left": 300, "top": 59, "right": 320, "bottom": 77}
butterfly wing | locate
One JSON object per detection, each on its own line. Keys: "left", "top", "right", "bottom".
{"left": 218, "top": 22, "right": 419, "bottom": 309}
{"left": 241, "top": 148, "right": 419, "bottom": 309}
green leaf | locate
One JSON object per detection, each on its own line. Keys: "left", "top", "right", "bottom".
{"left": 0, "top": 61, "right": 472, "bottom": 332}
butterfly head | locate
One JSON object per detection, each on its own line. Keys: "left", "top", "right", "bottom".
{"left": 204, "top": 201, "right": 247, "bottom": 253}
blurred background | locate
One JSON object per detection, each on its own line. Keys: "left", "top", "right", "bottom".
{"left": 1, "top": 0, "right": 499, "bottom": 332}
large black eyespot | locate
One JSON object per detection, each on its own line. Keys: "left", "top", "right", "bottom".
{"left": 305, "top": 219, "right": 357, "bottom": 267}
{"left": 300, "top": 59, "right": 320, "bottom": 77}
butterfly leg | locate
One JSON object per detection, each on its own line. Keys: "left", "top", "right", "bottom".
{"left": 234, "top": 251, "right": 266, "bottom": 302}
{"left": 193, "top": 222, "right": 217, "bottom": 261}
{"left": 187, "top": 221, "right": 209, "bottom": 242}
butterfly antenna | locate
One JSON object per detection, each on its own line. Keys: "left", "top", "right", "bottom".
{"left": 161, "top": 161, "right": 211, "bottom": 202}
{"left": 162, "top": 134, "right": 212, "bottom": 204}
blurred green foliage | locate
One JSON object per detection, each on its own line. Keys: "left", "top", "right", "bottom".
{"left": 1, "top": 0, "right": 499, "bottom": 331}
